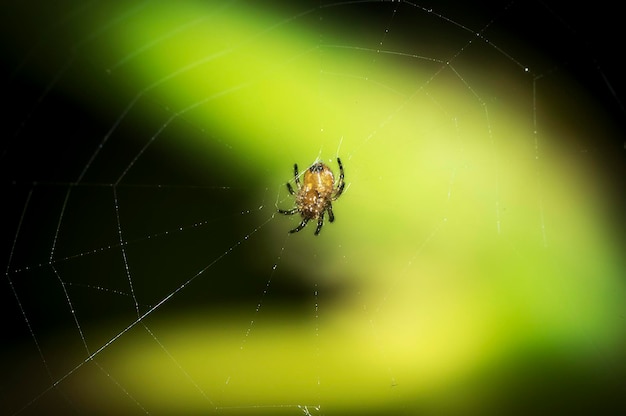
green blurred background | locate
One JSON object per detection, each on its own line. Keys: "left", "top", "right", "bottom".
{"left": 2, "top": 1, "right": 624, "bottom": 415}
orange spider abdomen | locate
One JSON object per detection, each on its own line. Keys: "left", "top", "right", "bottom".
{"left": 297, "top": 163, "right": 335, "bottom": 218}
{"left": 277, "top": 157, "right": 344, "bottom": 235}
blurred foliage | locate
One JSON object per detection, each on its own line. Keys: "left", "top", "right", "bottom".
{"left": 2, "top": 1, "right": 625, "bottom": 415}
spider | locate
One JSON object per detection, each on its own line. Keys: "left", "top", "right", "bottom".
{"left": 278, "top": 158, "right": 345, "bottom": 235}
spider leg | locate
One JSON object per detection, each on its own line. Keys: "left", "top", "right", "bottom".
{"left": 293, "top": 163, "right": 301, "bottom": 187}
{"left": 333, "top": 157, "right": 345, "bottom": 199}
{"left": 289, "top": 217, "right": 309, "bottom": 233}
{"left": 286, "top": 182, "right": 295, "bottom": 195}
{"left": 278, "top": 208, "right": 299, "bottom": 215}
{"left": 314, "top": 212, "right": 325, "bottom": 235}
{"left": 327, "top": 204, "right": 335, "bottom": 223}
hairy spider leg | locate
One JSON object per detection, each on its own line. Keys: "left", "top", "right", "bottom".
{"left": 290, "top": 217, "right": 310, "bottom": 234}
{"left": 314, "top": 212, "right": 325, "bottom": 235}
{"left": 293, "top": 163, "right": 301, "bottom": 187}
{"left": 278, "top": 207, "right": 299, "bottom": 215}
{"left": 334, "top": 157, "right": 345, "bottom": 199}
{"left": 327, "top": 204, "right": 335, "bottom": 223}
{"left": 285, "top": 163, "right": 301, "bottom": 195}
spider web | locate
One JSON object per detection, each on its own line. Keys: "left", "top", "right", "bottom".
{"left": 2, "top": 1, "right": 625, "bottom": 415}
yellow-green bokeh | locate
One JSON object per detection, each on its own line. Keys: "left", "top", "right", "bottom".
{"left": 5, "top": 1, "right": 624, "bottom": 415}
